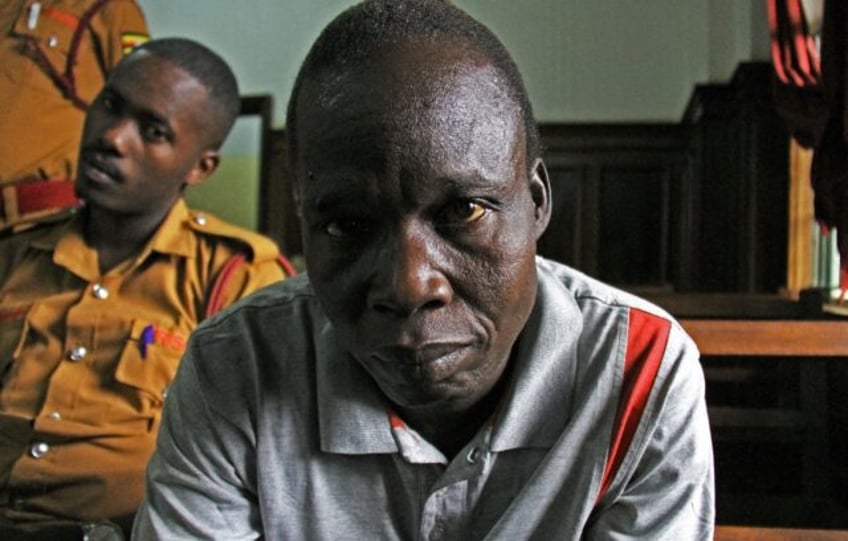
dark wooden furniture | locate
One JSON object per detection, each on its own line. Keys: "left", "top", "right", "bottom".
{"left": 645, "top": 292, "right": 848, "bottom": 529}
{"left": 714, "top": 525, "right": 848, "bottom": 540}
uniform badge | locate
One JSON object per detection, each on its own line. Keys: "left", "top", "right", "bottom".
{"left": 121, "top": 32, "right": 149, "bottom": 55}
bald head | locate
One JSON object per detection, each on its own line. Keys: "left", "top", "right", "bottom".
{"left": 286, "top": 0, "right": 539, "bottom": 177}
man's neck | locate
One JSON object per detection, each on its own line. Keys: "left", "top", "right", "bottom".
{"left": 399, "top": 368, "right": 512, "bottom": 460}
{"left": 83, "top": 204, "right": 173, "bottom": 274}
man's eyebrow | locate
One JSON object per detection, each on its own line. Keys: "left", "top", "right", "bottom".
{"left": 138, "top": 109, "right": 171, "bottom": 130}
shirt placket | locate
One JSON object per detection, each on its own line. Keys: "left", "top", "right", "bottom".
{"left": 418, "top": 427, "right": 494, "bottom": 541}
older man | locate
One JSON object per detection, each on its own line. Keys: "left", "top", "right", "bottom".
{"left": 134, "top": 2, "right": 714, "bottom": 539}
{"left": 0, "top": 38, "right": 288, "bottom": 539}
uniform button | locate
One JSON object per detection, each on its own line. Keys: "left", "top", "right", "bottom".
{"left": 92, "top": 283, "right": 109, "bottom": 300}
{"left": 69, "top": 345, "right": 87, "bottom": 362}
{"left": 466, "top": 446, "right": 481, "bottom": 464}
{"left": 161, "top": 386, "right": 169, "bottom": 399}
{"left": 47, "top": 35, "right": 58, "bottom": 47}
{"left": 47, "top": 411, "right": 62, "bottom": 420}
{"left": 193, "top": 213, "right": 207, "bottom": 226}
{"left": 30, "top": 442, "right": 50, "bottom": 458}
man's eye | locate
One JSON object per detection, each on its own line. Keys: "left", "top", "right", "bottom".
{"left": 325, "top": 218, "right": 372, "bottom": 238}
{"left": 142, "top": 124, "right": 169, "bottom": 142}
{"left": 99, "top": 94, "right": 118, "bottom": 113}
{"left": 440, "top": 200, "right": 488, "bottom": 225}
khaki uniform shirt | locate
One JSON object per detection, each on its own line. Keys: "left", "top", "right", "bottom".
{"left": 0, "top": 199, "right": 286, "bottom": 525}
{"left": 0, "top": 0, "right": 149, "bottom": 228}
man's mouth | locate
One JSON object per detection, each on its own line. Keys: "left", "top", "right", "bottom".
{"left": 372, "top": 342, "right": 475, "bottom": 382}
{"left": 79, "top": 153, "right": 122, "bottom": 184}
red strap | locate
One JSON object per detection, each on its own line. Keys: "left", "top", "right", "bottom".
{"left": 204, "top": 251, "right": 298, "bottom": 318}
{"left": 10, "top": 178, "right": 81, "bottom": 215}
{"left": 276, "top": 253, "right": 297, "bottom": 277}
{"left": 595, "top": 308, "right": 670, "bottom": 505}
{"left": 205, "top": 253, "right": 247, "bottom": 318}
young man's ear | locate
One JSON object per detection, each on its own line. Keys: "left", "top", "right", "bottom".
{"left": 184, "top": 150, "right": 221, "bottom": 187}
{"left": 529, "top": 158, "right": 552, "bottom": 239}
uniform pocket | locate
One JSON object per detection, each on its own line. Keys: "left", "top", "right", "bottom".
{"left": 114, "top": 320, "right": 186, "bottom": 411}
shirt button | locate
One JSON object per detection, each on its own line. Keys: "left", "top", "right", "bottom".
{"left": 69, "top": 345, "right": 87, "bottom": 362}
{"left": 162, "top": 386, "right": 169, "bottom": 399}
{"left": 47, "top": 411, "right": 62, "bottom": 420}
{"left": 30, "top": 442, "right": 50, "bottom": 458}
{"left": 92, "top": 283, "right": 109, "bottom": 300}
{"left": 47, "top": 35, "right": 58, "bottom": 47}
{"left": 193, "top": 213, "right": 207, "bottom": 226}
{"left": 466, "top": 446, "right": 482, "bottom": 464}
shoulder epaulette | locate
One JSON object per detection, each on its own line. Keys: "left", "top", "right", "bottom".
{"left": 185, "top": 210, "right": 279, "bottom": 263}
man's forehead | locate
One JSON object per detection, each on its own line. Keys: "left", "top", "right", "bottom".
{"left": 108, "top": 53, "right": 208, "bottom": 117}
{"left": 301, "top": 42, "right": 518, "bottom": 135}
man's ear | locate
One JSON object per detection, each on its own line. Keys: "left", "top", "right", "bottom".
{"left": 184, "top": 150, "right": 221, "bottom": 187}
{"left": 529, "top": 158, "right": 552, "bottom": 239}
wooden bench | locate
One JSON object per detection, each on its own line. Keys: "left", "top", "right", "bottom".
{"left": 714, "top": 525, "right": 848, "bottom": 540}
{"left": 641, "top": 293, "right": 848, "bottom": 528}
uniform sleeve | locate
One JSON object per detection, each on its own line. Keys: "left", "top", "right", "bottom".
{"left": 585, "top": 326, "right": 715, "bottom": 541}
{"left": 93, "top": 0, "right": 149, "bottom": 71}
{"left": 132, "top": 332, "right": 262, "bottom": 539}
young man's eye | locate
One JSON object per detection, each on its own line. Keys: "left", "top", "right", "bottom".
{"left": 98, "top": 93, "right": 119, "bottom": 113}
{"left": 142, "top": 124, "right": 169, "bottom": 142}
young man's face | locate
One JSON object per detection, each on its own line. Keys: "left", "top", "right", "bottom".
{"left": 296, "top": 42, "right": 550, "bottom": 417}
{"left": 76, "top": 52, "right": 217, "bottom": 217}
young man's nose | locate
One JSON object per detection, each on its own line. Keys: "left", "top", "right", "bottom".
{"left": 99, "top": 116, "right": 134, "bottom": 154}
{"left": 368, "top": 227, "right": 453, "bottom": 316}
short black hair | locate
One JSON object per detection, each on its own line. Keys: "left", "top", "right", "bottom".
{"left": 130, "top": 38, "right": 240, "bottom": 148}
{"left": 285, "top": 0, "right": 540, "bottom": 177}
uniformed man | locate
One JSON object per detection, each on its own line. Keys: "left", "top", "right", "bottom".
{"left": 0, "top": 38, "right": 289, "bottom": 540}
{"left": 0, "top": 0, "right": 149, "bottom": 233}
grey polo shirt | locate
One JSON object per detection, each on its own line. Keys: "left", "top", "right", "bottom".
{"left": 133, "top": 257, "right": 714, "bottom": 540}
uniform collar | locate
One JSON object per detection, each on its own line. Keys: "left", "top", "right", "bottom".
{"left": 32, "top": 199, "right": 197, "bottom": 281}
{"left": 316, "top": 258, "right": 585, "bottom": 456}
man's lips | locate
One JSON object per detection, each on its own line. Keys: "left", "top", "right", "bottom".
{"left": 371, "top": 342, "right": 475, "bottom": 382}
{"left": 79, "top": 153, "right": 123, "bottom": 184}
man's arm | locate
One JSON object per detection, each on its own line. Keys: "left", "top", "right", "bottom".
{"left": 132, "top": 337, "right": 262, "bottom": 539}
{"left": 587, "top": 325, "right": 715, "bottom": 540}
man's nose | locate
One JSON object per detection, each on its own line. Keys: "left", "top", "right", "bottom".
{"left": 99, "top": 116, "right": 134, "bottom": 154}
{"left": 368, "top": 226, "right": 453, "bottom": 316}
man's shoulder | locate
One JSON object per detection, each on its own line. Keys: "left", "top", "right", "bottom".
{"left": 183, "top": 209, "right": 281, "bottom": 263}
{"left": 536, "top": 256, "right": 675, "bottom": 322}
{"left": 200, "top": 273, "right": 317, "bottom": 327}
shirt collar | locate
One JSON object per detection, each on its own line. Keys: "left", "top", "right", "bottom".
{"left": 32, "top": 199, "right": 196, "bottom": 281}
{"left": 315, "top": 259, "right": 585, "bottom": 456}
{"left": 489, "top": 261, "right": 584, "bottom": 451}
{"left": 316, "top": 317, "right": 399, "bottom": 455}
